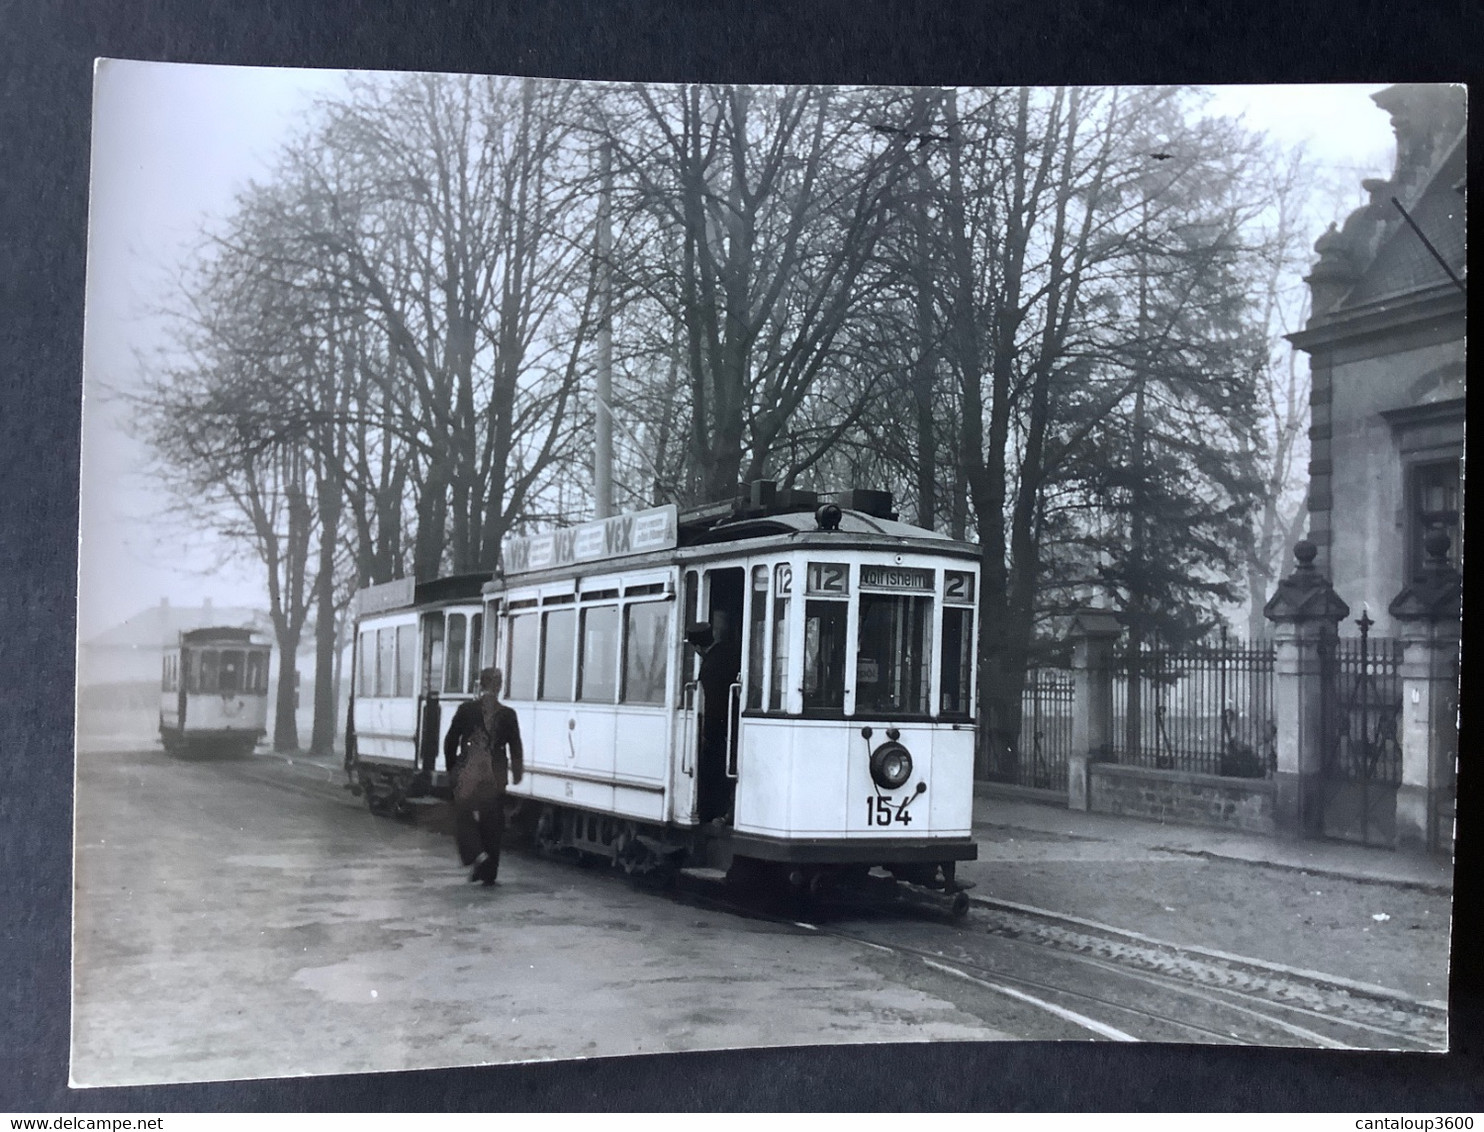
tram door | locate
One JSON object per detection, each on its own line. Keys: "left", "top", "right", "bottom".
{"left": 695, "top": 568, "right": 745, "bottom": 823}
{"left": 416, "top": 612, "right": 446, "bottom": 776}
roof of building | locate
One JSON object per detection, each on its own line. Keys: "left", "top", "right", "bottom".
{"left": 1303, "top": 84, "right": 1467, "bottom": 322}
{"left": 1341, "top": 134, "right": 1466, "bottom": 308}
{"left": 82, "top": 602, "right": 270, "bottom": 650}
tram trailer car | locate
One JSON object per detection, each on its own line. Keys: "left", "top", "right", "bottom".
{"left": 344, "top": 574, "right": 491, "bottom": 815}
{"left": 159, "top": 627, "right": 271, "bottom": 756}
{"left": 486, "top": 487, "right": 979, "bottom": 912}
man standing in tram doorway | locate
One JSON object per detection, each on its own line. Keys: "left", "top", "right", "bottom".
{"left": 696, "top": 611, "right": 742, "bottom": 824}
{"left": 444, "top": 667, "right": 524, "bottom": 885}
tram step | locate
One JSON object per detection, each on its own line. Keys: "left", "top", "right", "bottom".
{"left": 402, "top": 796, "right": 444, "bottom": 807}
{"left": 679, "top": 867, "right": 729, "bottom": 882}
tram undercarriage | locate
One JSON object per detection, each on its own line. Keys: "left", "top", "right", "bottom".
{"left": 516, "top": 798, "right": 973, "bottom": 916}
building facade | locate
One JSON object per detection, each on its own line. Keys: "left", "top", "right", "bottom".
{"left": 1288, "top": 83, "right": 1466, "bottom": 631}
{"left": 1285, "top": 83, "right": 1465, "bottom": 854}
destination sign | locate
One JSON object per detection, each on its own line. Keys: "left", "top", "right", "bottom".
{"left": 859, "top": 565, "right": 933, "bottom": 592}
{"left": 502, "top": 504, "right": 679, "bottom": 576}
{"left": 354, "top": 576, "right": 416, "bottom": 617}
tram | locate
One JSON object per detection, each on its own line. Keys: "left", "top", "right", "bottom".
{"left": 159, "top": 627, "right": 271, "bottom": 756}
{"left": 484, "top": 485, "right": 980, "bottom": 906}
{"left": 343, "top": 574, "right": 489, "bottom": 814}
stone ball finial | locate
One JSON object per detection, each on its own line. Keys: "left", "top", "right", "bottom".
{"left": 1293, "top": 539, "right": 1318, "bottom": 568}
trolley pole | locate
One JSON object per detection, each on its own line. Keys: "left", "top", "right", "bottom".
{"left": 594, "top": 140, "right": 615, "bottom": 519}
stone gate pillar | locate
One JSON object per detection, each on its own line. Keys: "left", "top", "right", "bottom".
{"left": 1264, "top": 540, "right": 1349, "bottom": 838}
{"left": 1388, "top": 529, "right": 1462, "bottom": 855}
{"left": 1067, "top": 608, "right": 1121, "bottom": 811}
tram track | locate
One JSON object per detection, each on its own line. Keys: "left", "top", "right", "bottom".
{"left": 661, "top": 869, "right": 1447, "bottom": 1049}
{"left": 205, "top": 751, "right": 1447, "bottom": 1050}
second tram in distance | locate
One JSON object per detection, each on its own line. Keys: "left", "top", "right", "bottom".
{"left": 347, "top": 486, "right": 980, "bottom": 909}
{"left": 159, "top": 626, "right": 271, "bottom": 757}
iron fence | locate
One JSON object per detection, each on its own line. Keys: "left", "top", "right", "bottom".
{"left": 1007, "top": 667, "right": 1074, "bottom": 791}
{"left": 1321, "top": 629, "right": 1404, "bottom": 789}
{"left": 1110, "top": 629, "right": 1276, "bottom": 778}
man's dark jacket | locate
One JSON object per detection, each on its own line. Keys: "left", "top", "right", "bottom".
{"left": 443, "top": 694, "right": 524, "bottom": 785}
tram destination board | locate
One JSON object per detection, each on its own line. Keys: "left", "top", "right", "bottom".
{"left": 859, "top": 564, "right": 933, "bottom": 591}
{"left": 502, "top": 504, "right": 678, "bottom": 576}
{"left": 353, "top": 576, "right": 416, "bottom": 616}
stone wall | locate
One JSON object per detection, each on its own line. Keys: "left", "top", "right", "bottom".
{"left": 1088, "top": 763, "right": 1276, "bottom": 835}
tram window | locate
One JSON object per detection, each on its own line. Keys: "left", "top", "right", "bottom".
{"left": 769, "top": 593, "right": 790, "bottom": 712}
{"left": 540, "top": 608, "right": 576, "bottom": 701}
{"left": 376, "top": 628, "right": 396, "bottom": 697}
{"left": 857, "top": 594, "right": 934, "bottom": 715}
{"left": 219, "top": 650, "right": 245, "bottom": 694}
{"left": 423, "top": 614, "right": 446, "bottom": 695}
{"left": 747, "top": 566, "right": 768, "bottom": 709}
{"left": 803, "top": 601, "right": 847, "bottom": 711}
{"left": 198, "top": 650, "right": 220, "bottom": 694}
{"left": 940, "top": 607, "right": 973, "bottom": 716}
{"left": 396, "top": 625, "right": 416, "bottom": 696}
{"left": 682, "top": 570, "right": 699, "bottom": 690}
{"left": 622, "top": 602, "right": 669, "bottom": 705}
{"left": 246, "top": 651, "right": 268, "bottom": 695}
{"left": 578, "top": 605, "right": 620, "bottom": 702}
{"left": 162, "top": 655, "right": 171, "bottom": 691}
{"left": 358, "top": 633, "right": 374, "bottom": 697}
{"left": 506, "top": 613, "right": 538, "bottom": 699}
{"left": 469, "top": 613, "right": 484, "bottom": 691}
{"left": 444, "top": 613, "right": 467, "bottom": 694}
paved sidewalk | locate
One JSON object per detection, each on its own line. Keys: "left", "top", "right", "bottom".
{"left": 967, "top": 783, "right": 1454, "bottom": 893}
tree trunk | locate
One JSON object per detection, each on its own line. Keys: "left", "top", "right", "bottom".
{"left": 309, "top": 484, "right": 341, "bottom": 756}
{"left": 272, "top": 626, "right": 302, "bottom": 752}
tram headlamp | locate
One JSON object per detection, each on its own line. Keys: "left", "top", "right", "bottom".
{"left": 869, "top": 741, "right": 913, "bottom": 791}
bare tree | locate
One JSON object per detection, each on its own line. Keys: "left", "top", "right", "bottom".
{"left": 592, "top": 83, "right": 929, "bottom": 503}
{"left": 917, "top": 86, "right": 1276, "bottom": 775}
{"left": 269, "top": 73, "right": 598, "bottom": 572}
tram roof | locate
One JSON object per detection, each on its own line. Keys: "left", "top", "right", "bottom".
{"left": 352, "top": 572, "right": 491, "bottom": 620}
{"left": 179, "top": 626, "right": 262, "bottom": 645}
{"left": 683, "top": 507, "right": 961, "bottom": 545}
{"left": 484, "top": 507, "right": 978, "bottom": 593}
{"left": 412, "top": 573, "right": 491, "bottom": 605}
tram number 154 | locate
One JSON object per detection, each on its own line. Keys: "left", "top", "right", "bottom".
{"left": 866, "top": 797, "right": 913, "bottom": 826}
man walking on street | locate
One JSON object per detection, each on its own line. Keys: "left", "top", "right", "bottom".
{"left": 444, "top": 667, "right": 524, "bottom": 885}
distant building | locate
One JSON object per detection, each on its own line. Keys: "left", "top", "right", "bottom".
{"left": 1288, "top": 83, "right": 1465, "bottom": 633}
{"left": 76, "top": 597, "right": 317, "bottom": 746}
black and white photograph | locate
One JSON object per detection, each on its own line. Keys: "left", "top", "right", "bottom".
{"left": 69, "top": 61, "right": 1463, "bottom": 1090}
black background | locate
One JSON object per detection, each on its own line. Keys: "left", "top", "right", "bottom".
{"left": 2, "top": 0, "right": 1478, "bottom": 1112}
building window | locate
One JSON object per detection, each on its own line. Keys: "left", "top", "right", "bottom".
{"left": 1409, "top": 459, "right": 1461, "bottom": 580}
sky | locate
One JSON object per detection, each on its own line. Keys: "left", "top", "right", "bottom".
{"left": 75, "top": 63, "right": 1402, "bottom": 642}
